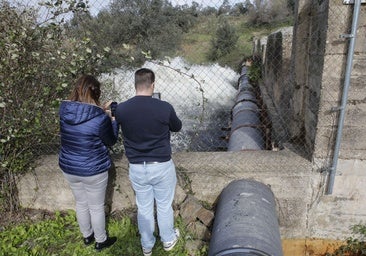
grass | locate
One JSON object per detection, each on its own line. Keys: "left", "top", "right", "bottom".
{"left": 177, "top": 33, "right": 212, "bottom": 65}
{"left": 0, "top": 210, "right": 208, "bottom": 256}
{"left": 176, "top": 14, "right": 294, "bottom": 70}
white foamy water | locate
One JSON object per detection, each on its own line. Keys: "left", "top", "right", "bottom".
{"left": 100, "top": 57, "right": 239, "bottom": 151}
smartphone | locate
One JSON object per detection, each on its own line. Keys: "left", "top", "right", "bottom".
{"left": 110, "top": 102, "right": 118, "bottom": 116}
{"left": 152, "top": 92, "right": 161, "bottom": 99}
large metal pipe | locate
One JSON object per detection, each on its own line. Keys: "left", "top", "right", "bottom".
{"left": 229, "top": 100, "right": 264, "bottom": 151}
{"left": 228, "top": 66, "right": 265, "bottom": 151}
{"left": 227, "top": 127, "right": 264, "bottom": 151}
{"left": 235, "top": 91, "right": 257, "bottom": 104}
{"left": 238, "top": 67, "right": 254, "bottom": 92}
{"left": 209, "top": 179, "right": 283, "bottom": 256}
{"left": 232, "top": 101, "right": 259, "bottom": 114}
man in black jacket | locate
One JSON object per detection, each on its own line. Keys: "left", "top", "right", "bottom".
{"left": 115, "top": 68, "right": 182, "bottom": 256}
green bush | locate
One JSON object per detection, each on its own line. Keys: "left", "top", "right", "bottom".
{"left": 208, "top": 17, "right": 239, "bottom": 61}
{"left": 247, "top": 54, "right": 263, "bottom": 84}
{"left": 0, "top": 1, "right": 110, "bottom": 213}
{"left": 326, "top": 223, "right": 366, "bottom": 256}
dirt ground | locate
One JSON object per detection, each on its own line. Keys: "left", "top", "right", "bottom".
{"left": 282, "top": 238, "right": 345, "bottom": 256}
{"left": 0, "top": 208, "right": 56, "bottom": 231}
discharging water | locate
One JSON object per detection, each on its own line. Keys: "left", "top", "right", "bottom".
{"left": 100, "top": 57, "right": 239, "bottom": 152}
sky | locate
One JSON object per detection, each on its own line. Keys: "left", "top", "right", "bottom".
{"left": 13, "top": 0, "right": 246, "bottom": 17}
{"left": 87, "top": 0, "right": 245, "bottom": 15}
{"left": 175, "top": 0, "right": 247, "bottom": 5}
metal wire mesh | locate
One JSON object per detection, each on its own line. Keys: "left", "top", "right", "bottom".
{"left": 3, "top": 0, "right": 356, "bottom": 176}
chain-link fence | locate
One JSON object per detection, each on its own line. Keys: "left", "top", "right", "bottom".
{"left": 2, "top": 0, "right": 362, "bottom": 196}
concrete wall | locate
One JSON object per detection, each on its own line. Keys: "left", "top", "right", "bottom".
{"left": 311, "top": 0, "right": 366, "bottom": 161}
{"left": 18, "top": 151, "right": 317, "bottom": 239}
{"left": 18, "top": 150, "right": 366, "bottom": 240}
{"left": 260, "top": 0, "right": 366, "bottom": 160}
{"left": 256, "top": 0, "right": 366, "bottom": 240}
{"left": 262, "top": 27, "right": 294, "bottom": 146}
{"left": 308, "top": 1, "right": 366, "bottom": 238}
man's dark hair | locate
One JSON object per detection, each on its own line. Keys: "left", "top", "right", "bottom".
{"left": 135, "top": 68, "right": 155, "bottom": 89}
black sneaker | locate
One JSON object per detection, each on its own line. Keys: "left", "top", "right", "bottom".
{"left": 83, "top": 233, "right": 95, "bottom": 245}
{"left": 95, "top": 236, "right": 117, "bottom": 251}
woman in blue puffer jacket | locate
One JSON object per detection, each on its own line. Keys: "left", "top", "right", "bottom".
{"left": 59, "top": 75, "right": 118, "bottom": 251}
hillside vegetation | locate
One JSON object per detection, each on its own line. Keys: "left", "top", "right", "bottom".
{"left": 177, "top": 14, "right": 294, "bottom": 70}
{"left": 64, "top": 0, "right": 295, "bottom": 71}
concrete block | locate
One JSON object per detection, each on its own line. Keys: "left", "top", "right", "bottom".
{"left": 174, "top": 184, "right": 188, "bottom": 207}
{"left": 196, "top": 207, "right": 214, "bottom": 227}
{"left": 187, "top": 221, "right": 211, "bottom": 241}
{"left": 180, "top": 195, "right": 203, "bottom": 224}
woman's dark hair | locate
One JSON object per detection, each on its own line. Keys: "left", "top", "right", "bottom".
{"left": 69, "top": 75, "right": 101, "bottom": 105}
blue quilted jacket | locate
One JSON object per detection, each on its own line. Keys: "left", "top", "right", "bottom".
{"left": 59, "top": 101, "right": 118, "bottom": 176}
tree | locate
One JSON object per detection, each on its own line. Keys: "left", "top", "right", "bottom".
{"left": 247, "top": 0, "right": 292, "bottom": 25}
{"left": 208, "top": 17, "right": 239, "bottom": 61}
{"left": 66, "top": 0, "right": 198, "bottom": 68}
{"left": 201, "top": 6, "right": 217, "bottom": 16}
{"left": 218, "top": 0, "right": 231, "bottom": 16}
{"left": 287, "top": 0, "right": 296, "bottom": 15}
{"left": 0, "top": 1, "right": 109, "bottom": 213}
{"left": 230, "top": 3, "right": 249, "bottom": 16}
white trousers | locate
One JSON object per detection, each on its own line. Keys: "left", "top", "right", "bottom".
{"left": 63, "top": 171, "right": 108, "bottom": 243}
